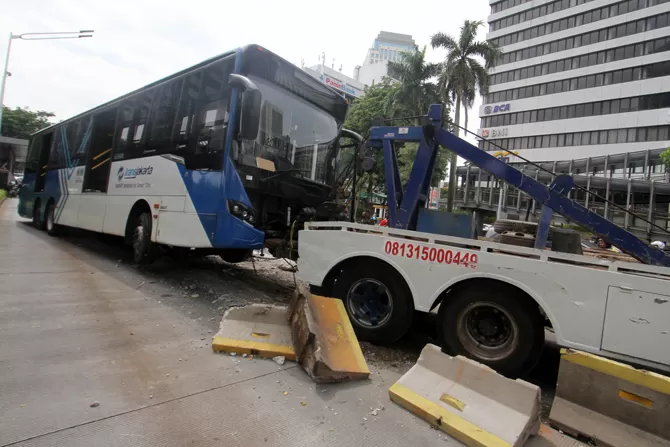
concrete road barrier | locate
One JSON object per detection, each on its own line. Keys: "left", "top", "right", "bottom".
{"left": 288, "top": 286, "right": 369, "bottom": 383}
{"left": 549, "top": 349, "right": 670, "bottom": 447}
{"left": 389, "top": 344, "right": 541, "bottom": 447}
{"left": 212, "top": 304, "right": 296, "bottom": 360}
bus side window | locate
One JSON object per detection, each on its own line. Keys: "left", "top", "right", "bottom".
{"left": 132, "top": 90, "right": 156, "bottom": 155}
{"left": 192, "top": 58, "right": 234, "bottom": 154}
{"left": 25, "top": 137, "right": 41, "bottom": 176}
{"left": 114, "top": 101, "right": 134, "bottom": 160}
{"left": 73, "top": 117, "right": 93, "bottom": 164}
{"left": 173, "top": 72, "right": 203, "bottom": 148}
{"left": 48, "top": 126, "right": 66, "bottom": 170}
{"left": 149, "top": 79, "right": 183, "bottom": 152}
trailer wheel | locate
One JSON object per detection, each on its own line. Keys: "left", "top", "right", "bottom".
{"left": 131, "top": 212, "right": 155, "bottom": 265}
{"left": 45, "top": 202, "right": 61, "bottom": 236}
{"left": 332, "top": 261, "right": 412, "bottom": 345}
{"left": 439, "top": 283, "right": 543, "bottom": 377}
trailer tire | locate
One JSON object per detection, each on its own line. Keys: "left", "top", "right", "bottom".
{"left": 131, "top": 212, "right": 155, "bottom": 265}
{"left": 332, "top": 261, "right": 412, "bottom": 345}
{"left": 439, "top": 283, "right": 544, "bottom": 377}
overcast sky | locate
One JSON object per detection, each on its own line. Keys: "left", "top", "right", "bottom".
{"left": 1, "top": 0, "right": 490, "bottom": 143}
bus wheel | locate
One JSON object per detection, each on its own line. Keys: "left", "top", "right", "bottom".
{"left": 332, "top": 260, "right": 412, "bottom": 345}
{"left": 219, "top": 249, "right": 252, "bottom": 263}
{"left": 132, "top": 212, "right": 155, "bottom": 265}
{"left": 45, "top": 202, "right": 61, "bottom": 236}
{"left": 438, "top": 282, "right": 544, "bottom": 378}
{"left": 33, "top": 200, "right": 45, "bottom": 230}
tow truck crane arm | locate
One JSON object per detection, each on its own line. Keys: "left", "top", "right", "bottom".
{"left": 368, "top": 104, "right": 670, "bottom": 267}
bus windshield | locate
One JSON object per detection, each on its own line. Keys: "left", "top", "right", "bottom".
{"left": 238, "top": 76, "right": 339, "bottom": 185}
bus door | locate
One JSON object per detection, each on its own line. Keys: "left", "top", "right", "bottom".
{"left": 84, "top": 108, "right": 116, "bottom": 193}
{"left": 77, "top": 108, "right": 116, "bottom": 232}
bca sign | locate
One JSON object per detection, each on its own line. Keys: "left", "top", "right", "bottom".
{"left": 484, "top": 103, "right": 511, "bottom": 114}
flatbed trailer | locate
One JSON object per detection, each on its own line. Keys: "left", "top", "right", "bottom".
{"left": 298, "top": 221, "right": 670, "bottom": 376}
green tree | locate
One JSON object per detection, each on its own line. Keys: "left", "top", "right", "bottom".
{"left": 387, "top": 46, "right": 440, "bottom": 125}
{"left": 660, "top": 147, "right": 670, "bottom": 171}
{"left": 1, "top": 106, "right": 55, "bottom": 139}
{"left": 431, "top": 20, "right": 502, "bottom": 212}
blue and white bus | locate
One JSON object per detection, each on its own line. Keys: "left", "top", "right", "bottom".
{"left": 19, "top": 45, "right": 354, "bottom": 263}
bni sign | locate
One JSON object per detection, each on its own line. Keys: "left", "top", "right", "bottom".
{"left": 484, "top": 103, "right": 510, "bottom": 114}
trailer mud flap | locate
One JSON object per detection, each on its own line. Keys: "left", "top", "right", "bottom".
{"left": 389, "top": 344, "right": 541, "bottom": 447}
{"left": 287, "top": 286, "right": 370, "bottom": 383}
{"left": 549, "top": 349, "right": 670, "bottom": 447}
{"left": 212, "top": 304, "right": 296, "bottom": 360}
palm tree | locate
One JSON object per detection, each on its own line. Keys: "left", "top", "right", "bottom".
{"left": 431, "top": 20, "right": 502, "bottom": 212}
{"left": 386, "top": 46, "right": 440, "bottom": 125}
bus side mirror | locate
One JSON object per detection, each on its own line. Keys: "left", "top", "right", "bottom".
{"left": 229, "top": 74, "right": 261, "bottom": 141}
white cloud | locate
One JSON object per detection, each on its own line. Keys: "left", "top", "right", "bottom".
{"left": 1, "top": 0, "right": 490, "bottom": 145}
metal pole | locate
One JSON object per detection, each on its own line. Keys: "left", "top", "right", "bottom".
{"left": 0, "top": 33, "right": 15, "bottom": 135}
{"left": 624, "top": 179, "right": 632, "bottom": 230}
{"left": 497, "top": 182, "right": 505, "bottom": 220}
{"left": 647, "top": 180, "right": 655, "bottom": 235}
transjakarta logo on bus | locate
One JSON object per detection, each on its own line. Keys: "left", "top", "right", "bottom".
{"left": 117, "top": 166, "right": 154, "bottom": 181}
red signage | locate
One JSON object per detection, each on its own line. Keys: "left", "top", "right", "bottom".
{"left": 324, "top": 77, "right": 343, "bottom": 90}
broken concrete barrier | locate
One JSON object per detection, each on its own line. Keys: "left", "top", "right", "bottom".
{"left": 389, "top": 344, "right": 541, "bottom": 447}
{"left": 212, "top": 304, "right": 296, "bottom": 360}
{"left": 549, "top": 349, "right": 670, "bottom": 447}
{"left": 287, "top": 285, "right": 369, "bottom": 383}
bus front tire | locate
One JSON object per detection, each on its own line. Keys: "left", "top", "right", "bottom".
{"left": 438, "top": 283, "right": 544, "bottom": 378}
{"left": 219, "top": 249, "right": 252, "bottom": 263}
{"left": 132, "top": 212, "right": 155, "bottom": 265}
{"left": 332, "top": 261, "right": 413, "bottom": 345}
{"left": 45, "top": 203, "right": 61, "bottom": 236}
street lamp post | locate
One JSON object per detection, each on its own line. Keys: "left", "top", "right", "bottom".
{"left": 0, "top": 30, "right": 94, "bottom": 135}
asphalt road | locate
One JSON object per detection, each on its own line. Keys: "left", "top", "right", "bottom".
{"left": 0, "top": 198, "right": 563, "bottom": 446}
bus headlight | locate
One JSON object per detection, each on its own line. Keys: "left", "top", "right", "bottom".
{"left": 228, "top": 200, "right": 256, "bottom": 226}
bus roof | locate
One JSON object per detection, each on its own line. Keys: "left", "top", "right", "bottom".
{"left": 31, "top": 44, "right": 348, "bottom": 137}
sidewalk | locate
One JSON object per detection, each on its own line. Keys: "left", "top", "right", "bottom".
{"left": 0, "top": 199, "right": 450, "bottom": 447}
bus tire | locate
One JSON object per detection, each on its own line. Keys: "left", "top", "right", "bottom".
{"left": 219, "top": 249, "right": 252, "bottom": 263}
{"left": 332, "top": 260, "right": 412, "bottom": 345}
{"left": 45, "top": 202, "right": 61, "bottom": 236}
{"left": 131, "top": 212, "right": 155, "bottom": 265}
{"left": 33, "top": 200, "right": 45, "bottom": 230}
{"left": 438, "top": 282, "right": 544, "bottom": 378}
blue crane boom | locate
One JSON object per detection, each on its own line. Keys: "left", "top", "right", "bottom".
{"left": 367, "top": 104, "right": 670, "bottom": 267}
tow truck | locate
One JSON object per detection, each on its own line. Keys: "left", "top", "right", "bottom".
{"left": 297, "top": 104, "right": 670, "bottom": 377}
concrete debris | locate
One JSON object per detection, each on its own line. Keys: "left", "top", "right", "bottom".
{"left": 273, "top": 356, "right": 286, "bottom": 365}
{"left": 229, "top": 352, "right": 237, "bottom": 356}
{"left": 370, "top": 408, "right": 381, "bottom": 416}
{"left": 242, "top": 353, "right": 248, "bottom": 358}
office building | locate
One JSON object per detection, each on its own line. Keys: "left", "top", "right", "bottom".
{"left": 478, "top": 0, "right": 670, "bottom": 164}
{"left": 355, "top": 31, "right": 418, "bottom": 86}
